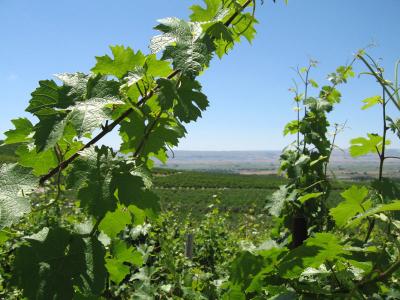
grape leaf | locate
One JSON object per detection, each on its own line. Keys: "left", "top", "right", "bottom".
{"left": 278, "top": 233, "right": 349, "bottom": 279}
{"left": 349, "top": 133, "right": 390, "bottom": 157}
{"left": 26, "top": 80, "right": 73, "bottom": 115}
{"left": 298, "top": 192, "right": 323, "bottom": 204}
{"left": 67, "top": 146, "right": 117, "bottom": 219}
{"left": 229, "top": 251, "right": 265, "bottom": 290}
{"left": 151, "top": 17, "right": 213, "bottom": 77}
{"left": 156, "top": 78, "right": 179, "bottom": 110}
{"left": 119, "top": 111, "right": 185, "bottom": 159}
{"left": 66, "top": 97, "right": 123, "bottom": 138}
{"left": 267, "top": 185, "right": 297, "bottom": 217}
{"left": 99, "top": 205, "right": 132, "bottom": 239}
{"left": 30, "top": 74, "right": 122, "bottom": 150}
{"left": 348, "top": 200, "right": 400, "bottom": 227}
{"left": 163, "top": 36, "right": 213, "bottom": 78}
{"left": 0, "top": 163, "right": 36, "bottom": 229}
{"left": 33, "top": 113, "right": 69, "bottom": 151}
{"left": 145, "top": 54, "right": 173, "bottom": 78}
{"left": 309, "top": 79, "right": 319, "bottom": 88}
{"left": 283, "top": 120, "right": 299, "bottom": 136}
{"left": 55, "top": 72, "right": 89, "bottom": 101}
{"left": 231, "top": 12, "right": 257, "bottom": 44}
{"left": 150, "top": 17, "right": 191, "bottom": 54}
{"left": 13, "top": 227, "right": 106, "bottom": 299}
{"left": 190, "top": 0, "right": 225, "bottom": 22}
{"left": 361, "top": 95, "right": 382, "bottom": 110}
{"left": 205, "top": 21, "right": 234, "bottom": 43}
{"left": 175, "top": 77, "right": 209, "bottom": 123}
{"left": 15, "top": 144, "right": 58, "bottom": 176}
{"left": 3, "top": 118, "right": 33, "bottom": 144}
{"left": 92, "top": 45, "right": 146, "bottom": 79}
{"left": 330, "top": 186, "right": 370, "bottom": 227}
{"left": 106, "top": 240, "right": 143, "bottom": 284}
{"left": 105, "top": 258, "right": 130, "bottom": 285}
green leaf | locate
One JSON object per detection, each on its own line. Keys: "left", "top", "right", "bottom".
{"left": 283, "top": 120, "right": 299, "bottom": 136}
{"left": 150, "top": 17, "right": 192, "bottom": 53}
{"left": 27, "top": 74, "right": 123, "bottom": 151}
{"left": 247, "top": 247, "right": 287, "bottom": 292}
{"left": 4, "top": 118, "right": 34, "bottom": 144}
{"left": 190, "top": 0, "right": 226, "bottom": 22}
{"left": 106, "top": 240, "right": 143, "bottom": 284}
{"left": 67, "top": 97, "right": 123, "bottom": 138}
{"left": 222, "top": 285, "right": 246, "bottom": 300}
{"left": 330, "top": 186, "right": 370, "bottom": 227}
{"left": 26, "top": 80, "right": 73, "bottom": 115}
{"left": 336, "top": 65, "right": 355, "bottom": 81}
{"left": 371, "top": 178, "right": 400, "bottom": 201}
{"left": 67, "top": 146, "right": 117, "bottom": 219}
{"left": 119, "top": 109, "right": 146, "bottom": 154}
{"left": 349, "top": 133, "right": 390, "bottom": 157}
{"left": 15, "top": 144, "right": 58, "bottom": 176}
{"left": 121, "top": 67, "right": 146, "bottom": 91}
{"left": 205, "top": 22, "right": 234, "bottom": 43}
{"left": 114, "top": 165, "right": 161, "bottom": 218}
{"left": 348, "top": 200, "right": 400, "bottom": 227}
{"left": 86, "top": 75, "right": 120, "bottom": 99}
{"left": 386, "top": 116, "right": 400, "bottom": 139}
{"left": 99, "top": 205, "right": 132, "bottom": 239}
{"left": 130, "top": 190, "right": 160, "bottom": 220}
{"left": 267, "top": 185, "right": 297, "bottom": 217}
{"left": 13, "top": 227, "right": 107, "bottom": 299}
{"left": 55, "top": 72, "right": 89, "bottom": 101}
{"left": 308, "top": 79, "right": 319, "bottom": 88}
{"left": 105, "top": 258, "right": 130, "bottom": 285}
{"left": 144, "top": 54, "right": 173, "bottom": 78}
{"left": 156, "top": 78, "right": 179, "bottom": 110}
{"left": 361, "top": 95, "right": 382, "bottom": 110}
{"left": 229, "top": 251, "right": 265, "bottom": 290}
{"left": 33, "top": 113, "right": 69, "bottom": 151}
{"left": 120, "top": 112, "right": 185, "bottom": 159}
{"left": 278, "top": 233, "right": 349, "bottom": 279}
{"left": 214, "top": 38, "right": 234, "bottom": 59}
{"left": 175, "top": 77, "right": 209, "bottom": 123}
{"left": 320, "top": 86, "right": 341, "bottom": 104}
{"left": 298, "top": 192, "right": 323, "bottom": 204}
{"left": 0, "top": 163, "right": 36, "bottom": 229}
{"left": 127, "top": 205, "right": 146, "bottom": 225}
{"left": 151, "top": 18, "right": 213, "bottom": 77}
{"left": 232, "top": 13, "right": 258, "bottom": 44}
{"left": 92, "top": 45, "right": 146, "bottom": 79}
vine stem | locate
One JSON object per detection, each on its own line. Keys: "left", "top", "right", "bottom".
{"left": 39, "top": 0, "right": 252, "bottom": 185}
{"left": 364, "top": 85, "right": 387, "bottom": 244}
{"left": 357, "top": 54, "right": 400, "bottom": 111}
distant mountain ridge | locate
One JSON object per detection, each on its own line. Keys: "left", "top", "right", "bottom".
{"left": 156, "top": 150, "right": 400, "bottom": 178}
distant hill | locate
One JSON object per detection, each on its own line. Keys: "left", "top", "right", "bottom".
{"left": 155, "top": 150, "right": 400, "bottom": 179}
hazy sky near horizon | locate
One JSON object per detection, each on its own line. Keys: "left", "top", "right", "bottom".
{"left": 1, "top": 0, "right": 400, "bottom": 150}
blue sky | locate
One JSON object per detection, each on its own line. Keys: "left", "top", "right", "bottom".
{"left": 1, "top": 0, "right": 399, "bottom": 150}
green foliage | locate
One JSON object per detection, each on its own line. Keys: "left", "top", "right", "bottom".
{"left": 0, "top": 164, "right": 36, "bottom": 229}
{"left": 3, "top": 118, "right": 33, "bottom": 145}
{"left": 3, "top": 1, "right": 399, "bottom": 299}
{"left": 92, "top": 45, "right": 146, "bottom": 79}
{"left": 13, "top": 227, "right": 106, "bottom": 299}
{"left": 151, "top": 17, "right": 214, "bottom": 77}
{"left": 0, "top": 0, "right": 265, "bottom": 298}
{"left": 224, "top": 55, "right": 400, "bottom": 299}
{"left": 350, "top": 133, "right": 390, "bottom": 157}
{"left": 361, "top": 95, "right": 383, "bottom": 110}
{"left": 329, "top": 185, "right": 370, "bottom": 227}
